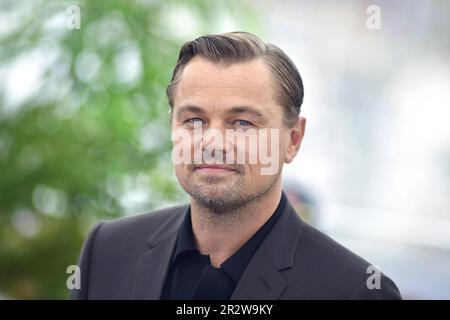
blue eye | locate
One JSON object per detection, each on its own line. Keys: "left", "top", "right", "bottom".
{"left": 235, "top": 119, "right": 252, "bottom": 126}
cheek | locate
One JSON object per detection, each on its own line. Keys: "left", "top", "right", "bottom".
{"left": 278, "top": 140, "right": 287, "bottom": 162}
{"left": 277, "top": 131, "right": 290, "bottom": 160}
{"left": 171, "top": 130, "right": 201, "bottom": 168}
{"left": 174, "top": 164, "right": 187, "bottom": 179}
{"left": 256, "top": 129, "right": 284, "bottom": 166}
{"left": 234, "top": 132, "right": 269, "bottom": 165}
{"left": 243, "top": 166, "right": 275, "bottom": 191}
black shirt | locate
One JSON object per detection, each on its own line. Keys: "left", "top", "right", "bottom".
{"left": 161, "top": 192, "right": 286, "bottom": 300}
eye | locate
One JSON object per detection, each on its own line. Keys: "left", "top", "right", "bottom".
{"left": 234, "top": 119, "right": 253, "bottom": 127}
{"left": 184, "top": 117, "right": 205, "bottom": 125}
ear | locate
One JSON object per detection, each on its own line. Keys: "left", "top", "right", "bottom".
{"left": 285, "top": 117, "right": 306, "bottom": 164}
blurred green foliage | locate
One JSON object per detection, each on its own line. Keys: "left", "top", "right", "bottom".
{"left": 0, "top": 0, "right": 260, "bottom": 298}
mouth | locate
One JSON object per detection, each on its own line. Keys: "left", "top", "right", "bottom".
{"left": 194, "top": 164, "right": 238, "bottom": 174}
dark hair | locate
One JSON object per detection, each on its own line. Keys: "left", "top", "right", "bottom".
{"left": 166, "top": 31, "right": 304, "bottom": 127}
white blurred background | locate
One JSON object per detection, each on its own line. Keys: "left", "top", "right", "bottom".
{"left": 262, "top": 0, "right": 450, "bottom": 299}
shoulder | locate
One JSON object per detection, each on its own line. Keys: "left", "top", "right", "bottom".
{"left": 298, "top": 222, "right": 371, "bottom": 273}
{"left": 285, "top": 219, "right": 401, "bottom": 299}
{"left": 93, "top": 203, "right": 188, "bottom": 244}
{"left": 71, "top": 204, "right": 188, "bottom": 299}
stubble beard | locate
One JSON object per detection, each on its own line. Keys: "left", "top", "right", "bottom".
{"left": 179, "top": 166, "right": 282, "bottom": 215}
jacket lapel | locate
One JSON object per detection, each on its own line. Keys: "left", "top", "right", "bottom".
{"left": 131, "top": 205, "right": 187, "bottom": 299}
{"left": 231, "top": 195, "right": 304, "bottom": 300}
{"left": 230, "top": 245, "right": 287, "bottom": 299}
{"left": 130, "top": 192, "right": 304, "bottom": 300}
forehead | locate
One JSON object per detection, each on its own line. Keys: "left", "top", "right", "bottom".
{"left": 173, "top": 57, "right": 278, "bottom": 112}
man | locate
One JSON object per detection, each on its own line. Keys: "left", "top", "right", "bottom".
{"left": 71, "top": 32, "right": 401, "bottom": 300}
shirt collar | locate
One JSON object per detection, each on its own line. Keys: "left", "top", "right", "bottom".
{"left": 172, "top": 206, "right": 197, "bottom": 261}
{"left": 171, "top": 191, "right": 287, "bottom": 282}
{"left": 220, "top": 192, "right": 286, "bottom": 282}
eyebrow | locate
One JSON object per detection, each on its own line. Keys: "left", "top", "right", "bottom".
{"left": 174, "top": 104, "right": 269, "bottom": 124}
{"left": 174, "top": 105, "right": 206, "bottom": 120}
{"left": 225, "top": 106, "right": 269, "bottom": 123}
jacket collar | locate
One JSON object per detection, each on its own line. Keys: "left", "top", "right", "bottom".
{"left": 131, "top": 191, "right": 304, "bottom": 299}
{"left": 230, "top": 195, "right": 303, "bottom": 299}
{"left": 131, "top": 205, "right": 186, "bottom": 299}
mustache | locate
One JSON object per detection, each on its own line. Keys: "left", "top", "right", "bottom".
{"left": 187, "top": 149, "right": 245, "bottom": 173}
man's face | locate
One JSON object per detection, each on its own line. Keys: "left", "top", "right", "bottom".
{"left": 171, "top": 57, "right": 302, "bottom": 213}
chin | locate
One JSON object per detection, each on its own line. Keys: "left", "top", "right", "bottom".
{"left": 199, "top": 185, "right": 233, "bottom": 197}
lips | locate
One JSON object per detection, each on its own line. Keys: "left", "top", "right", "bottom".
{"left": 195, "top": 164, "right": 238, "bottom": 173}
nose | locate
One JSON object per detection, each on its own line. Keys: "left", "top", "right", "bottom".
{"left": 200, "top": 122, "right": 234, "bottom": 159}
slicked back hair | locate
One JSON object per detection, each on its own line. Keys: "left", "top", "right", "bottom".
{"left": 166, "top": 31, "right": 304, "bottom": 127}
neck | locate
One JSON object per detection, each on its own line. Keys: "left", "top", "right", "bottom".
{"left": 190, "top": 181, "right": 282, "bottom": 268}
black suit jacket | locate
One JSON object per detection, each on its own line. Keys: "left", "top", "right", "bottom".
{"left": 70, "top": 196, "right": 401, "bottom": 299}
